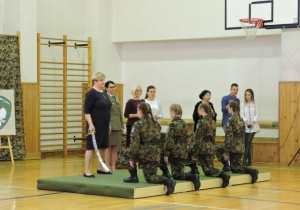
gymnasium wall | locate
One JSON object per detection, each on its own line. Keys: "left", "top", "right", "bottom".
{"left": 113, "top": 0, "right": 280, "bottom": 42}
{"left": 121, "top": 36, "right": 281, "bottom": 123}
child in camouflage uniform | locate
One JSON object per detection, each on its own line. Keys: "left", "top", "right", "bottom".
{"left": 191, "top": 103, "right": 231, "bottom": 188}
{"left": 215, "top": 101, "right": 259, "bottom": 184}
{"left": 164, "top": 104, "right": 201, "bottom": 190}
{"left": 123, "top": 102, "right": 176, "bottom": 195}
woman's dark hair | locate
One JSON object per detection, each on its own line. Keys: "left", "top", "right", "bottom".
{"left": 105, "top": 80, "right": 115, "bottom": 88}
{"left": 244, "top": 89, "right": 255, "bottom": 105}
{"left": 145, "top": 85, "right": 156, "bottom": 99}
{"left": 138, "top": 102, "right": 156, "bottom": 125}
{"left": 199, "top": 90, "right": 211, "bottom": 100}
{"left": 229, "top": 101, "right": 243, "bottom": 125}
{"left": 199, "top": 103, "right": 213, "bottom": 128}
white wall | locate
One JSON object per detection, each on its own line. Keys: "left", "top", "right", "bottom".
{"left": 113, "top": 0, "right": 280, "bottom": 42}
{"left": 281, "top": 28, "right": 300, "bottom": 81}
{"left": 1, "top": 0, "right": 20, "bottom": 35}
{"left": 121, "top": 35, "right": 281, "bottom": 122}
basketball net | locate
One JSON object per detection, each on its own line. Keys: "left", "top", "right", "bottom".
{"left": 240, "top": 18, "right": 263, "bottom": 40}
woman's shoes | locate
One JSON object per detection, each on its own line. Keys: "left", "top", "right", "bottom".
{"left": 84, "top": 173, "right": 95, "bottom": 178}
{"left": 97, "top": 169, "right": 112, "bottom": 174}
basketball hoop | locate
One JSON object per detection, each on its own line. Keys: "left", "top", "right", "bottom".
{"left": 239, "top": 18, "right": 263, "bottom": 40}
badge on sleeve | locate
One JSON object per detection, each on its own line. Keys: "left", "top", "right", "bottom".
{"left": 196, "top": 124, "right": 199, "bottom": 130}
{"left": 131, "top": 127, "right": 135, "bottom": 133}
{"left": 226, "top": 122, "right": 230, "bottom": 128}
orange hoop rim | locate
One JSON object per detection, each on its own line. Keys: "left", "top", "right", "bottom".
{"left": 239, "top": 18, "right": 264, "bottom": 28}
{"left": 239, "top": 18, "right": 263, "bottom": 23}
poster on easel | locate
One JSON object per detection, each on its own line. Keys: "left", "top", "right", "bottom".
{"left": 0, "top": 89, "right": 16, "bottom": 135}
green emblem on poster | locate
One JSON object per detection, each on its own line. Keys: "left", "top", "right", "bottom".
{"left": 0, "top": 96, "right": 12, "bottom": 130}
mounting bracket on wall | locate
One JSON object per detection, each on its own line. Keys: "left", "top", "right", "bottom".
{"left": 75, "top": 43, "right": 88, "bottom": 49}
{"left": 48, "top": 40, "right": 65, "bottom": 47}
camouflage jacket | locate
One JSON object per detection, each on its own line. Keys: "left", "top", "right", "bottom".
{"left": 128, "top": 117, "right": 161, "bottom": 163}
{"left": 192, "top": 115, "right": 216, "bottom": 156}
{"left": 224, "top": 114, "right": 246, "bottom": 154}
{"left": 164, "top": 116, "right": 189, "bottom": 160}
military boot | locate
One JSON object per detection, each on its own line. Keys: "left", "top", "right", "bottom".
{"left": 159, "top": 165, "right": 171, "bottom": 179}
{"left": 185, "top": 172, "right": 201, "bottom": 190}
{"left": 221, "top": 160, "right": 231, "bottom": 172}
{"left": 123, "top": 168, "right": 139, "bottom": 183}
{"left": 245, "top": 168, "right": 259, "bottom": 183}
{"left": 187, "top": 163, "right": 200, "bottom": 175}
{"left": 161, "top": 177, "right": 176, "bottom": 195}
{"left": 218, "top": 171, "right": 231, "bottom": 188}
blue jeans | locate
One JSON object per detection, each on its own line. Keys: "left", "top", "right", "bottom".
{"left": 222, "top": 124, "right": 227, "bottom": 133}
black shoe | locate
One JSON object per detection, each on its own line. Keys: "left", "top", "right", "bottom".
{"left": 185, "top": 173, "right": 201, "bottom": 190}
{"left": 247, "top": 162, "right": 252, "bottom": 166}
{"left": 245, "top": 168, "right": 259, "bottom": 183}
{"left": 123, "top": 169, "right": 139, "bottom": 183}
{"left": 221, "top": 161, "right": 231, "bottom": 172}
{"left": 161, "top": 177, "right": 176, "bottom": 195}
{"left": 218, "top": 172, "right": 230, "bottom": 188}
{"left": 84, "top": 173, "right": 95, "bottom": 178}
{"left": 187, "top": 164, "right": 200, "bottom": 175}
{"left": 97, "top": 169, "right": 112, "bottom": 174}
{"left": 159, "top": 165, "right": 171, "bottom": 179}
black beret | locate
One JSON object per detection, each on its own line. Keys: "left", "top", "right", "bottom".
{"left": 199, "top": 90, "right": 211, "bottom": 100}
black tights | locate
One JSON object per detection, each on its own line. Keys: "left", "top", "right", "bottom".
{"left": 243, "top": 132, "right": 256, "bottom": 164}
{"left": 126, "top": 125, "right": 132, "bottom": 148}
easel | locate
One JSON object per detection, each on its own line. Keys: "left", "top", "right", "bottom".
{"left": 0, "top": 135, "right": 14, "bottom": 165}
{"left": 288, "top": 148, "right": 300, "bottom": 166}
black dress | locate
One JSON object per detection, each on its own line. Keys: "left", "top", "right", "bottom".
{"left": 84, "top": 88, "right": 112, "bottom": 149}
{"left": 192, "top": 101, "right": 217, "bottom": 132}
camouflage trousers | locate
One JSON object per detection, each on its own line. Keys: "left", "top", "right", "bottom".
{"left": 215, "top": 143, "right": 225, "bottom": 162}
{"left": 126, "top": 160, "right": 164, "bottom": 184}
{"left": 169, "top": 159, "right": 186, "bottom": 180}
{"left": 198, "top": 155, "right": 221, "bottom": 177}
{"left": 214, "top": 144, "right": 248, "bottom": 173}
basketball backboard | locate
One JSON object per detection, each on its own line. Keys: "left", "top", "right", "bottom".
{"left": 225, "top": 0, "right": 300, "bottom": 29}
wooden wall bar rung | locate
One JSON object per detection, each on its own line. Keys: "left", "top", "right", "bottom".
{"left": 41, "top": 91, "right": 64, "bottom": 93}
{"left": 40, "top": 73, "right": 63, "bottom": 76}
{"left": 66, "top": 45, "right": 88, "bottom": 48}
{"left": 67, "top": 74, "right": 89, "bottom": 77}
{"left": 40, "top": 67, "right": 64, "bottom": 70}
{"left": 40, "top": 109, "right": 64, "bottom": 111}
{"left": 67, "top": 80, "right": 89, "bottom": 82}
{"left": 41, "top": 126, "right": 63, "bottom": 129}
{"left": 41, "top": 115, "right": 63, "bottom": 117}
{"left": 67, "top": 97, "right": 81, "bottom": 99}
{"left": 40, "top": 121, "right": 63, "bottom": 123}
{"left": 41, "top": 86, "right": 64, "bottom": 88}
{"left": 40, "top": 43, "right": 64, "bottom": 47}
{"left": 40, "top": 103, "right": 63, "bottom": 105}
{"left": 67, "top": 69, "right": 89, "bottom": 71}
{"left": 67, "top": 120, "right": 85, "bottom": 122}
{"left": 40, "top": 61, "right": 64, "bottom": 64}
{"left": 67, "top": 132, "right": 85, "bottom": 134}
{"left": 40, "top": 37, "right": 64, "bottom": 40}
{"left": 40, "top": 79, "right": 63, "bottom": 82}
{"left": 41, "top": 96, "right": 64, "bottom": 99}
{"left": 40, "top": 138, "right": 63, "bottom": 141}
{"left": 67, "top": 103, "right": 84, "bottom": 105}
{"left": 67, "top": 126, "right": 83, "bottom": 128}
{"left": 40, "top": 132, "right": 64, "bottom": 135}
{"left": 66, "top": 114, "right": 82, "bottom": 116}
{"left": 67, "top": 62, "right": 89, "bottom": 65}
{"left": 67, "top": 39, "right": 89, "bottom": 42}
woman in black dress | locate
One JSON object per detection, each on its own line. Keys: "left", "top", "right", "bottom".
{"left": 84, "top": 72, "right": 112, "bottom": 177}
{"left": 192, "top": 90, "right": 217, "bottom": 132}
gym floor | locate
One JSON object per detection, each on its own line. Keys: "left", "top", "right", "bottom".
{"left": 1, "top": 154, "right": 300, "bottom": 210}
